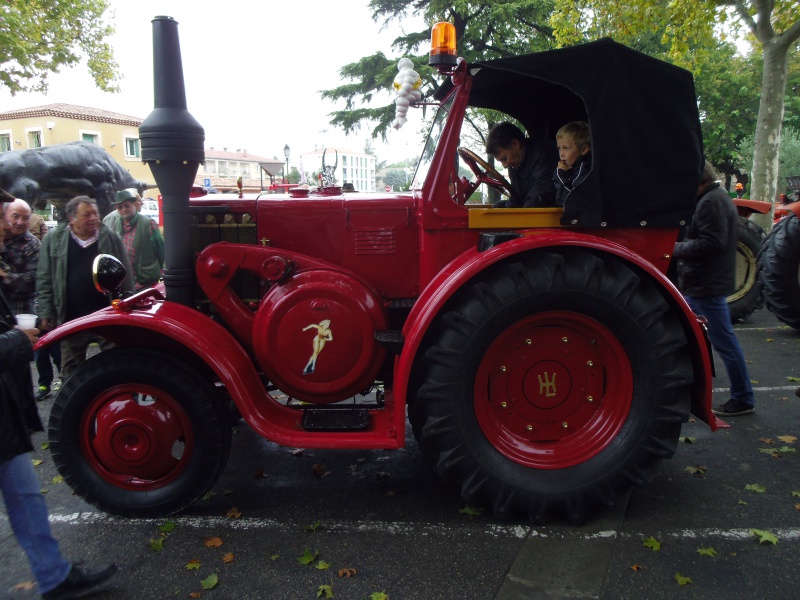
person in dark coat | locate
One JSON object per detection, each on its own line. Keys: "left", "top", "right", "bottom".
{"left": 0, "top": 290, "right": 117, "bottom": 598}
{"left": 553, "top": 121, "right": 592, "bottom": 207}
{"left": 673, "top": 160, "right": 756, "bottom": 416}
{"left": 485, "top": 121, "right": 558, "bottom": 208}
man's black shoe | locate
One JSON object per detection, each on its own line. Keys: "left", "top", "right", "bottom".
{"left": 42, "top": 563, "right": 117, "bottom": 599}
{"left": 35, "top": 386, "right": 50, "bottom": 402}
{"left": 711, "top": 399, "right": 754, "bottom": 417}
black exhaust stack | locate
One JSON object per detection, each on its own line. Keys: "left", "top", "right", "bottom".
{"left": 139, "top": 16, "right": 204, "bottom": 307}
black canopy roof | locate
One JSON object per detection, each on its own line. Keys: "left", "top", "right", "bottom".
{"left": 438, "top": 38, "right": 704, "bottom": 227}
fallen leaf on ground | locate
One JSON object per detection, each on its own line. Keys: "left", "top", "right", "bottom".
{"left": 777, "top": 435, "right": 797, "bottom": 444}
{"left": 189, "top": 593, "right": 201, "bottom": 599}
{"left": 317, "top": 584, "right": 333, "bottom": 599}
{"left": 459, "top": 505, "right": 485, "bottom": 516}
{"left": 158, "top": 521, "right": 176, "bottom": 533}
{"left": 222, "top": 553, "right": 234, "bottom": 563}
{"left": 32, "top": 459, "right": 43, "bottom": 466}
{"left": 149, "top": 537, "right": 164, "bottom": 552}
{"left": 697, "top": 546, "right": 717, "bottom": 557}
{"left": 679, "top": 436, "right": 696, "bottom": 444}
{"left": 338, "top": 568, "right": 356, "bottom": 578}
{"left": 750, "top": 529, "right": 778, "bottom": 544}
{"left": 201, "top": 491, "right": 216, "bottom": 501}
{"left": 305, "top": 521, "right": 321, "bottom": 533}
{"left": 200, "top": 573, "right": 218, "bottom": 590}
{"left": 186, "top": 559, "right": 201, "bottom": 570}
{"left": 312, "top": 463, "right": 331, "bottom": 478}
{"left": 12, "top": 580, "right": 36, "bottom": 591}
{"left": 630, "top": 564, "right": 643, "bottom": 571}
{"left": 315, "top": 560, "right": 331, "bottom": 570}
{"left": 370, "top": 593, "right": 389, "bottom": 600}
{"left": 745, "top": 483, "right": 766, "bottom": 493}
{"left": 204, "top": 537, "right": 224, "bottom": 548}
{"left": 52, "top": 475, "right": 63, "bottom": 484}
{"left": 296, "top": 548, "right": 318, "bottom": 565}
{"left": 642, "top": 537, "right": 661, "bottom": 551}
{"left": 758, "top": 438, "right": 774, "bottom": 444}
{"left": 40, "top": 442, "right": 49, "bottom": 450}
{"left": 226, "top": 507, "right": 242, "bottom": 518}
{"left": 684, "top": 465, "right": 707, "bottom": 477}
{"left": 675, "top": 573, "right": 692, "bottom": 585}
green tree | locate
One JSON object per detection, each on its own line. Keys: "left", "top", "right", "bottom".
{"left": 1, "top": 0, "right": 120, "bottom": 94}
{"left": 552, "top": 0, "right": 800, "bottom": 218}
{"left": 383, "top": 169, "right": 410, "bottom": 190}
{"left": 322, "top": 0, "right": 557, "bottom": 141}
{"left": 737, "top": 126, "right": 800, "bottom": 196}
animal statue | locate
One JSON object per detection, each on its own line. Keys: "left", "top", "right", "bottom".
{"left": 0, "top": 141, "right": 151, "bottom": 216}
{"left": 320, "top": 148, "right": 338, "bottom": 188}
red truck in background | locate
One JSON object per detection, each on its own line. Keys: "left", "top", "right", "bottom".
{"left": 40, "top": 18, "right": 718, "bottom": 524}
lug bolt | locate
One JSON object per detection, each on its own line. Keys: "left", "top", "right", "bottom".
{"left": 525, "top": 338, "right": 532, "bottom": 345}
{"left": 500, "top": 401, "right": 508, "bottom": 408}
{"left": 500, "top": 366, "right": 507, "bottom": 373}
{"left": 587, "top": 396, "right": 594, "bottom": 403}
{"left": 586, "top": 360, "right": 594, "bottom": 367}
{"left": 562, "top": 422, "right": 569, "bottom": 429}
{"left": 562, "top": 337, "right": 568, "bottom": 343}
{"left": 526, "top": 425, "right": 533, "bottom": 431}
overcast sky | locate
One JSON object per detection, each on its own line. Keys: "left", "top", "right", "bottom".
{"left": 0, "top": 0, "right": 429, "bottom": 166}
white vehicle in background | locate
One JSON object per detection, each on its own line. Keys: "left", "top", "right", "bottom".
{"left": 141, "top": 198, "right": 159, "bottom": 225}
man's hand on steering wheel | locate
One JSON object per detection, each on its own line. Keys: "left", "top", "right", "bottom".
{"left": 457, "top": 147, "right": 513, "bottom": 200}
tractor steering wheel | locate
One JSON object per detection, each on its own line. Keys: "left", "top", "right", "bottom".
{"left": 457, "top": 147, "right": 513, "bottom": 200}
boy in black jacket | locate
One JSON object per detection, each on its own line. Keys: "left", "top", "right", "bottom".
{"left": 554, "top": 121, "right": 592, "bottom": 207}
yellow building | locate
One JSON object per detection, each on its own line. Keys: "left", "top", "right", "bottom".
{"left": 0, "top": 103, "right": 155, "bottom": 190}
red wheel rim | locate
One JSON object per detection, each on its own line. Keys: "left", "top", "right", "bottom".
{"left": 80, "top": 384, "right": 194, "bottom": 490}
{"left": 474, "top": 311, "right": 633, "bottom": 469}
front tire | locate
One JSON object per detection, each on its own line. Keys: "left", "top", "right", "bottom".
{"left": 758, "top": 213, "right": 800, "bottom": 329}
{"left": 48, "top": 349, "right": 231, "bottom": 517}
{"left": 409, "top": 249, "right": 693, "bottom": 523}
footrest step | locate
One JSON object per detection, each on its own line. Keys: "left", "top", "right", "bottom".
{"left": 301, "top": 408, "right": 370, "bottom": 432}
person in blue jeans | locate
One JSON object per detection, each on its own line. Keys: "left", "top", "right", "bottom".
{"left": 0, "top": 292, "right": 116, "bottom": 598}
{"left": 673, "top": 160, "right": 756, "bottom": 416}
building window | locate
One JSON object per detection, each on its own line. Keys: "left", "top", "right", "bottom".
{"left": 241, "top": 163, "right": 250, "bottom": 177}
{"left": 26, "top": 129, "right": 43, "bottom": 148}
{"left": 218, "top": 161, "right": 229, "bottom": 176}
{"left": 79, "top": 130, "right": 100, "bottom": 144}
{"left": 124, "top": 137, "right": 141, "bottom": 158}
{"left": 205, "top": 160, "right": 216, "bottom": 174}
{"left": 342, "top": 156, "right": 348, "bottom": 165}
{"left": 0, "top": 132, "right": 10, "bottom": 152}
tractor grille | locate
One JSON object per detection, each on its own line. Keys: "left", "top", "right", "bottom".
{"left": 191, "top": 220, "right": 260, "bottom": 303}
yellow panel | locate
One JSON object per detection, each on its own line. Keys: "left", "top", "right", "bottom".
{"left": 467, "top": 206, "right": 565, "bottom": 229}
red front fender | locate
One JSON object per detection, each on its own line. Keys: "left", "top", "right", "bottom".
{"left": 394, "top": 231, "right": 717, "bottom": 430}
{"left": 38, "top": 298, "right": 403, "bottom": 448}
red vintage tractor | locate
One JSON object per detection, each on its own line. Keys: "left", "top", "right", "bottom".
{"left": 40, "top": 18, "right": 720, "bottom": 523}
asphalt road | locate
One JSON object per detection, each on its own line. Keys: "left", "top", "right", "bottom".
{"left": 1, "top": 306, "right": 798, "bottom": 600}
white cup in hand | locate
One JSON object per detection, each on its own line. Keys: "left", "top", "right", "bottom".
{"left": 16, "top": 314, "right": 37, "bottom": 329}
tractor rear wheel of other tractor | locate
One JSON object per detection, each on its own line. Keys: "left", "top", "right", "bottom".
{"left": 758, "top": 213, "right": 800, "bottom": 329}
{"left": 48, "top": 348, "right": 232, "bottom": 518}
{"left": 728, "top": 216, "right": 765, "bottom": 322}
{"left": 409, "top": 248, "right": 693, "bottom": 524}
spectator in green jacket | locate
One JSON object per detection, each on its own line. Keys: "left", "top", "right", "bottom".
{"left": 104, "top": 189, "right": 164, "bottom": 289}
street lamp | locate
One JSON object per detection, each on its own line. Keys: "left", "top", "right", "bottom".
{"left": 283, "top": 144, "right": 290, "bottom": 183}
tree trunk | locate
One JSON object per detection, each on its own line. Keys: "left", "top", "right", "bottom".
{"left": 749, "top": 39, "right": 789, "bottom": 231}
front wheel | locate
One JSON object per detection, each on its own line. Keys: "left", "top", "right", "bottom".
{"left": 48, "top": 349, "right": 232, "bottom": 517}
{"left": 409, "top": 249, "right": 693, "bottom": 523}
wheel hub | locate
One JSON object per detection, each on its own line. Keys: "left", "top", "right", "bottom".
{"left": 475, "top": 311, "right": 632, "bottom": 469}
{"left": 83, "top": 387, "right": 192, "bottom": 488}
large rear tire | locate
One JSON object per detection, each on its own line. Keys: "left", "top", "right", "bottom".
{"left": 48, "top": 349, "right": 232, "bottom": 517}
{"left": 728, "top": 217, "right": 764, "bottom": 322}
{"left": 758, "top": 213, "right": 800, "bottom": 329}
{"left": 409, "top": 249, "right": 693, "bottom": 523}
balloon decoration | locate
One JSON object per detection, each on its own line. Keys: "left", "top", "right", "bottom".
{"left": 392, "top": 58, "right": 422, "bottom": 130}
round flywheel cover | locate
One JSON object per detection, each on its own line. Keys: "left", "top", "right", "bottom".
{"left": 252, "top": 269, "right": 387, "bottom": 403}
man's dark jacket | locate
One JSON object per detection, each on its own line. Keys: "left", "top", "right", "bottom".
{"left": 0, "top": 291, "right": 42, "bottom": 464}
{"left": 508, "top": 138, "right": 558, "bottom": 208}
{"left": 673, "top": 182, "right": 738, "bottom": 297}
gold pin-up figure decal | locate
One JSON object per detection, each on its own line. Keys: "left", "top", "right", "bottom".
{"left": 302, "top": 319, "right": 333, "bottom": 374}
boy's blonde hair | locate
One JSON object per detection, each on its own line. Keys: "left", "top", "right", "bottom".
{"left": 556, "top": 121, "right": 591, "bottom": 149}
